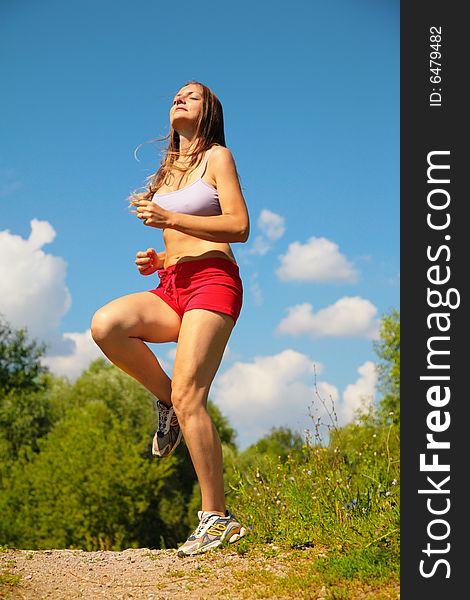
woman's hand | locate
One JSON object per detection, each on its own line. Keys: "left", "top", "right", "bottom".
{"left": 134, "top": 199, "right": 171, "bottom": 229}
{"left": 135, "top": 248, "right": 165, "bottom": 276}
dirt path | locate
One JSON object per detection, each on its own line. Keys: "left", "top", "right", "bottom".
{"left": 1, "top": 547, "right": 400, "bottom": 600}
{"left": 0, "top": 547, "right": 292, "bottom": 600}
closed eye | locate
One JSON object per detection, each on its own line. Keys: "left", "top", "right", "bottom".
{"left": 172, "top": 92, "right": 201, "bottom": 105}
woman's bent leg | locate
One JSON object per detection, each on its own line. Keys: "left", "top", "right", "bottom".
{"left": 91, "top": 292, "right": 181, "bottom": 404}
{"left": 170, "top": 309, "right": 234, "bottom": 515}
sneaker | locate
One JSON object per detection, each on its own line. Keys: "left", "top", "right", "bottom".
{"left": 152, "top": 401, "right": 182, "bottom": 457}
{"left": 177, "top": 509, "right": 246, "bottom": 557}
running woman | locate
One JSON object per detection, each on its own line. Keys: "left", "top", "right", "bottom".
{"left": 91, "top": 81, "right": 249, "bottom": 556}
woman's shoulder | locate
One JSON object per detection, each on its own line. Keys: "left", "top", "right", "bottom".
{"left": 208, "top": 145, "right": 236, "bottom": 167}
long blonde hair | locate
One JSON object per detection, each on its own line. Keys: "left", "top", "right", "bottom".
{"left": 129, "top": 81, "right": 226, "bottom": 204}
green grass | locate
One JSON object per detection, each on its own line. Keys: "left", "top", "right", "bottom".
{"left": 0, "top": 569, "right": 21, "bottom": 599}
{"left": 0, "top": 548, "right": 21, "bottom": 598}
{"left": 213, "top": 546, "right": 399, "bottom": 599}
{"left": 0, "top": 573, "right": 20, "bottom": 587}
{"left": 225, "top": 408, "right": 400, "bottom": 591}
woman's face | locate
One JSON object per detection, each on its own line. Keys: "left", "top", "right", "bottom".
{"left": 169, "top": 84, "right": 204, "bottom": 133}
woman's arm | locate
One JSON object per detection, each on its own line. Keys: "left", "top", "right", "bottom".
{"left": 135, "top": 147, "right": 250, "bottom": 243}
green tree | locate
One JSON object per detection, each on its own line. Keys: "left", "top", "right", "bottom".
{"left": 207, "top": 399, "right": 237, "bottom": 450}
{"left": 71, "top": 358, "right": 157, "bottom": 444}
{"left": 373, "top": 309, "right": 400, "bottom": 423}
{"left": 0, "top": 319, "right": 56, "bottom": 459}
{"left": 0, "top": 317, "right": 48, "bottom": 395}
{"left": 72, "top": 363, "right": 238, "bottom": 537}
{"left": 1, "top": 401, "right": 176, "bottom": 549}
{"left": 241, "top": 427, "right": 303, "bottom": 464}
{"left": 0, "top": 354, "right": 242, "bottom": 550}
{"left": 0, "top": 387, "right": 54, "bottom": 459}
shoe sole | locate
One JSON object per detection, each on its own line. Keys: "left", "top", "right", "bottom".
{"left": 152, "top": 427, "right": 183, "bottom": 458}
{"left": 228, "top": 527, "right": 246, "bottom": 543}
{"left": 177, "top": 526, "right": 247, "bottom": 557}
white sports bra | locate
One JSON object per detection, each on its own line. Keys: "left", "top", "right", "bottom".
{"left": 152, "top": 148, "right": 221, "bottom": 216}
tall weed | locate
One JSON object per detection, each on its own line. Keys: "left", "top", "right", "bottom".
{"left": 226, "top": 390, "right": 400, "bottom": 579}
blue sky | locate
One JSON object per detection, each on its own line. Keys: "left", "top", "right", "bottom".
{"left": 0, "top": 0, "right": 399, "bottom": 449}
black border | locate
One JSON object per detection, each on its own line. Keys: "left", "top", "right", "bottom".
{"left": 401, "top": 2, "right": 466, "bottom": 596}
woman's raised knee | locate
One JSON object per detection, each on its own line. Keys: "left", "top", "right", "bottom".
{"left": 90, "top": 306, "right": 123, "bottom": 344}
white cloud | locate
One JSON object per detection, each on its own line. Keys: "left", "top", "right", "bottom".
{"left": 258, "top": 209, "right": 285, "bottom": 241}
{"left": 210, "top": 351, "right": 380, "bottom": 449}
{"left": 276, "top": 236, "right": 358, "bottom": 282}
{"left": 0, "top": 219, "right": 71, "bottom": 342}
{"left": 276, "top": 297, "right": 380, "bottom": 338}
{"left": 246, "top": 209, "right": 285, "bottom": 256}
{"left": 0, "top": 220, "right": 99, "bottom": 379}
{"left": 42, "top": 330, "right": 103, "bottom": 381}
{"left": 211, "top": 349, "right": 337, "bottom": 449}
{"left": 339, "top": 361, "right": 377, "bottom": 423}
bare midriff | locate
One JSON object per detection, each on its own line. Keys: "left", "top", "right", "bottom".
{"left": 162, "top": 228, "right": 237, "bottom": 268}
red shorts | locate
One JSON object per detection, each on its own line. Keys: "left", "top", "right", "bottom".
{"left": 148, "top": 257, "right": 243, "bottom": 324}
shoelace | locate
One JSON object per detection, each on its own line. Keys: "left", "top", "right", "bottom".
{"left": 193, "top": 513, "right": 219, "bottom": 537}
{"left": 157, "top": 403, "right": 171, "bottom": 433}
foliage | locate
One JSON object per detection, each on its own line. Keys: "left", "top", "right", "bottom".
{"left": 227, "top": 310, "right": 401, "bottom": 583}
{"left": 0, "top": 569, "right": 21, "bottom": 590}
{"left": 2, "top": 400, "right": 176, "bottom": 550}
{"left": 0, "top": 349, "right": 187, "bottom": 550}
{"left": 240, "top": 427, "right": 303, "bottom": 465}
{"left": 374, "top": 309, "right": 400, "bottom": 423}
{"left": 0, "top": 319, "right": 55, "bottom": 461}
{"left": 207, "top": 400, "right": 237, "bottom": 450}
{"left": 0, "top": 387, "right": 54, "bottom": 459}
{"left": 0, "top": 345, "right": 240, "bottom": 550}
{"left": 0, "top": 309, "right": 401, "bottom": 591}
{"left": 0, "top": 317, "right": 48, "bottom": 395}
{"left": 222, "top": 427, "right": 304, "bottom": 511}
{"left": 230, "top": 410, "right": 400, "bottom": 583}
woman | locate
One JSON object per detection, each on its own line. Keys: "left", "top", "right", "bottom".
{"left": 91, "top": 81, "right": 250, "bottom": 557}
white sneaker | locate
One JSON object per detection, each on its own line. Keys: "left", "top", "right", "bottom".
{"left": 152, "top": 401, "right": 182, "bottom": 457}
{"left": 177, "top": 509, "right": 246, "bottom": 557}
